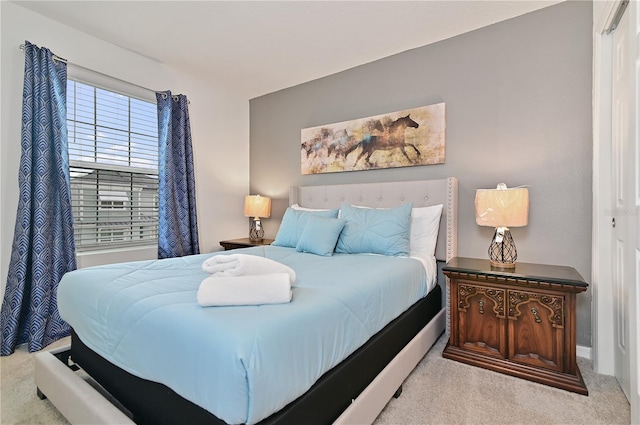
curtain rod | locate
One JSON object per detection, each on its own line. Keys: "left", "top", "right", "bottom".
{"left": 18, "top": 43, "right": 168, "bottom": 99}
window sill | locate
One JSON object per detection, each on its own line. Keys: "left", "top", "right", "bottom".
{"left": 76, "top": 245, "right": 157, "bottom": 269}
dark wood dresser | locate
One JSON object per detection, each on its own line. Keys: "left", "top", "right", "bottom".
{"left": 442, "top": 257, "right": 589, "bottom": 395}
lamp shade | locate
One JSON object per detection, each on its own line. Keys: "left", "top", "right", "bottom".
{"left": 475, "top": 184, "right": 528, "bottom": 228}
{"left": 244, "top": 195, "right": 271, "bottom": 218}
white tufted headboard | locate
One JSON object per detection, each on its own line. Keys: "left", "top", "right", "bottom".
{"left": 289, "top": 177, "right": 458, "bottom": 262}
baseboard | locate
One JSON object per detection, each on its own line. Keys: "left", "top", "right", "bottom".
{"left": 577, "top": 345, "right": 592, "bottom": 360}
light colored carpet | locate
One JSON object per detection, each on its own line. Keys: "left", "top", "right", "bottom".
{"left": 0, "top": 334, "right": 630, "bottom": 425}
{"left": 1, "top": 336, "right": 71, "bottom": 425}
{"left": 375, "top": 336, "right": 630, "bottom": 425}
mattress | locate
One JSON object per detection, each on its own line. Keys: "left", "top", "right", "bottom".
{"left": 57, "top": 246, "right": 435, "bottom": 425}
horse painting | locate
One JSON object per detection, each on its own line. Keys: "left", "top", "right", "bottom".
{"left": 300, "top": 103, "right": 445, "bottom": 174}
{"left": 345, "top": 115, "right": 420, "bottom": 167}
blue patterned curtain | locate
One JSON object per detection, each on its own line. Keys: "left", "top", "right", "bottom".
{"left": 1, "top": 41, "right": 76, "bottom": 355}
{"left": 157, "top": 91, "right": 199, "bottom": 258}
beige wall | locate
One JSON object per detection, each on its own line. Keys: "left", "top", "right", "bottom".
{"left": 250, "top": 1, "right": 593, "bottom": 345}
{"left": 0, "top": 2, "right": 250, "bottom": 299}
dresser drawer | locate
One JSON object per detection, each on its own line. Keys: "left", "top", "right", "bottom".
{"left": 456, "top": 282, "right": 507, "bottom": 359}
{"left": 507, "top": 289, "right": 565, "bottom": 371}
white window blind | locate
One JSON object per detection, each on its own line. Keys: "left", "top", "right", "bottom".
{"left": 67, "top": 79, "right": 159, "bottom": 251}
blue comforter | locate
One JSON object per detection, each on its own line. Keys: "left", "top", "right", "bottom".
{"left": 58, "top": 246, "right": 430, "bottom": 424}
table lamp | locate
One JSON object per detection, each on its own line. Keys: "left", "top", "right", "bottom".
{"left": 475, "top": 183, "right": 529, "bottom": 268}
{"left": 244, "top": 195, "right": 271, "bottom": 241}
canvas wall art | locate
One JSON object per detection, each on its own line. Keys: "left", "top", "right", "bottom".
{"left": 301, "top": 103, "right": 445, "bottom": 175}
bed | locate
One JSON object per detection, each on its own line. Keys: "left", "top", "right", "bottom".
{"left": 34, "top": 177, "right": 458, "bottom": 425}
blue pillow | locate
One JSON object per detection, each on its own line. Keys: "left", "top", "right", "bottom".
{"left": 273, "top": 207, "right": 339, "bottom": 248}
{"left": 296, "top": 216, "right": 345, "bottom": 256}
{"left": 336, "top": 202, "right": 412, "bottom": 256}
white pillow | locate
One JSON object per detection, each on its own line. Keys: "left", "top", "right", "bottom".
{"left": 290, "top": 203, "right": 331, "bottom": 212}
{"left": 410, "top": 204, "right": 443, "bottom": 257}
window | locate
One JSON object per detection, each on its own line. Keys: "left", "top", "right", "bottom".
{"left": 67, "top": 80, "right": 159, "bottom": 251}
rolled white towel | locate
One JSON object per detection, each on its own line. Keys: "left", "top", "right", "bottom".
{"left": 202, "top": 254, "right": 296, "bottom": 283}
{"left": 197, "top": 273, "right": 292, "bottom": 307}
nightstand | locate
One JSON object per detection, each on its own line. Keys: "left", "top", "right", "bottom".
{"left": 442, "top": 257, "right": 589, "bottom": 395}
{"left": 219, "top": 237, "right": 274, "bottom": 251}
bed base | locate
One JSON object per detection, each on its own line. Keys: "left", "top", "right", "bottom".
{"left": 35, "top": 294, "right": 444, "bottom": 425}
{"left": 335, "top": 308, "right": 445, "bottom": 424}
{"left": 34, "top": 345, "right": 134, "bottom": 424}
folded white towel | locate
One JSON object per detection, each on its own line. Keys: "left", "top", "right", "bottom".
{"left": 201, "top": 254, "right": 296, "bottom": 283}
{"left": 197, "top": 273, "right": 292, "bottom": 307}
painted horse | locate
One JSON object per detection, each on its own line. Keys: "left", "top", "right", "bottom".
{"left": 327, "top": 119, "right": 384, "bottom": 159}
{"left": 345, "top": 114, "right": 420, "bottom": 167}
{"left": 301, "top": 127, "right": 334, "bottom": 158}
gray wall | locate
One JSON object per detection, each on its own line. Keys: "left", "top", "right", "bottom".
{"left": 250, "top": 1, "right": 593, "bottom": 346}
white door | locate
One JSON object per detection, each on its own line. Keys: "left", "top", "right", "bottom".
{"left": 612, "top": 1, "right": 631, "bottom": 400}
{"left": 594, "top": 0, "right": 639, "bottom": 421}
{"left": 611, "top": 4, "right": 640, "bottom": 421}
{"left": 631, "top": 3, "right": 640, "bottom": 422}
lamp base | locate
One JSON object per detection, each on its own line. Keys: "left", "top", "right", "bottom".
{"left": 490, "top": 260, "right": 517, "bottom": 269}
{"left": 249, "top": 218, "right": 264, "bottom": 242}
{"left": 488, "top": 227, "right": 517, "bottom": 269}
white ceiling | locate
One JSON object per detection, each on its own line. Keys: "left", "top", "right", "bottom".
{"left": 14, "top": 0, "right": 563, "bottom": 99}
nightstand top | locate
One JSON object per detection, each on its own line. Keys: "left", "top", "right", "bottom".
{"left": 443, "top": 257, "right": 588, "bottom": 289}
{"left": 219, "top": 237, "right": 274, "bottom": 247}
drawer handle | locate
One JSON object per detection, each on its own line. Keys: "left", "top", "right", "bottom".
{"left": 531, "top": 308, "right": 541, "bottom": 323}
{"left": 478, "top": 300, "right": 484, "bottom": 314}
